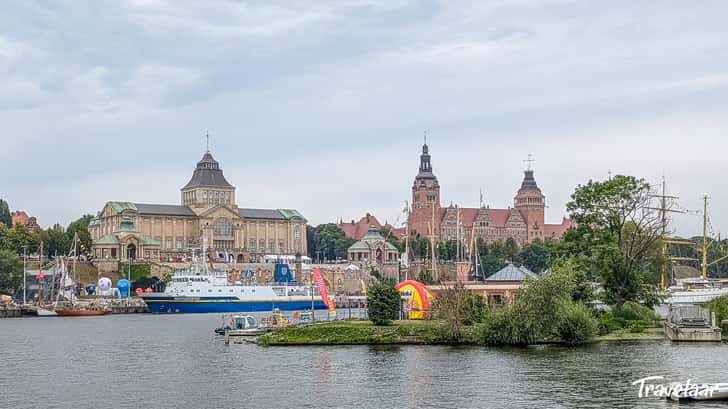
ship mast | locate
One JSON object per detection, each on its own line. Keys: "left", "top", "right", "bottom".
{"left": 701, "top": 194, "right": 709, "bottom": 280}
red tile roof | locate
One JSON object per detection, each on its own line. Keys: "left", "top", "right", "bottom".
{"left": 338, "top": 213, "right": 383, "bottom": 241}
{"left": 544, "top": 218, "right": 575, "bottom": 238}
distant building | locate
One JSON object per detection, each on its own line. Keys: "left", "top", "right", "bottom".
{"left": 337, "top": 213, "right": 386, "bottom": 241}
{"left": 11, "top": 211, "right": 38, "bottom": 229}
{"left": 407, "top": 141, "right": 573, "bottom": 246}
{"left": 89, "top": 149, "right": 307, "bottom": 263}
{"left": 347, "top": 225, "right": 399, "bottom": 264}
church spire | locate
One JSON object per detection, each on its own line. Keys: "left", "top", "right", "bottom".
{"left": 419, "top": 137, "right": 432, "bottom": 174}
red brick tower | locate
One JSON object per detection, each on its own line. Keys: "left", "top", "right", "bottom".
{"left": 409, "top": 141, "right": 441, "bottom": 239}
{"left": 514, "top": 164, "right": 545, "bottom": 242}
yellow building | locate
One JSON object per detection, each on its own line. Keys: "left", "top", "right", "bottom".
{"left": 89, "top": 150, "right": 307, "bottom": 263}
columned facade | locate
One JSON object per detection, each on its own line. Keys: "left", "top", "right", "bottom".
{"left": 90, "top": 150, "right": 307, "bottom": 263}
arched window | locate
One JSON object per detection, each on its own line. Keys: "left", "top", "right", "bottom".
{"left": 213, "top": 218, "right": 232, "bottom": 237}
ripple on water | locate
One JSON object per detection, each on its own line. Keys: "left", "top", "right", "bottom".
{"left": 1, "top": 316, "right": 727, "bottom": 409}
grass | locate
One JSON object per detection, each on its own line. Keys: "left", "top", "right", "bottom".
{"left": 594, "top": 326, "right": 665, "bottom": 341}
{"left": 257, "top": 320, "right": 470, "bottom": 346}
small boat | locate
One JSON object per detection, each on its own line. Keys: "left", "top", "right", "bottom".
{"left": 298, "top": 311, "right": 314, "bottom": 323}
{"left": 668, "top": 383, "right": 728, "bottom": 401}
{"left": 260, "top": 309, "right": 291, "bottom": 328}
{"left": 215, "top": 314, "right": 270, "bottom": 336}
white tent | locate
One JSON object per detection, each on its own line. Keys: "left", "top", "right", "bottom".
{"left": 345, "top": 264, "right": 360, "bottom": 272}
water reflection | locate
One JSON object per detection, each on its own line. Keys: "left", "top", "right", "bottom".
{"left": 1, "top": 315, "right": 726, "bottom": 409}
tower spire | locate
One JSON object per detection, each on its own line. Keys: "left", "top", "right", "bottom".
{"left": 524, "top": 153, "right": 535, "bottom": 171}
{"left": 205, "top": 131, "right": 210, "bottom": 152}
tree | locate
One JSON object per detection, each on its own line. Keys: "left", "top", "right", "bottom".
{"left": 432, "top": 282, "right": 478, "bottom": 340}
{"left": 520, "top": 239, "right": 551, "bottom": 273}
{"left": 0, "top": 199, "right": 10, "bottom": 227}
{"left": 313, "top": 224, "right": 354, "bottom": 261}
{"left": 1, "top": 223, "right": 38, "bottom": 253}
{"left": 0, "top": 249, "right": 23, "bottom": 295}
{"left": 367, "top": 278, "right": 401, "bottom": 325}
{"left": 66, "top": 214, "right": 94, "bottom": 256}
{"left": 566, "top": 175, "right": 663, "bottom": 307}
{"left": 306, "top": 225, "right": 316, "bottom": 259}
{"left": 379, "top": 226, "right": 404, "bottom": 253}
{"left": 44, "top": 223, "right": 70, "bottom": 257}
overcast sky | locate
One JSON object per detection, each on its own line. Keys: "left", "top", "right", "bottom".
{"left": 1, "top": 1, "right": 727, "bottom": 238}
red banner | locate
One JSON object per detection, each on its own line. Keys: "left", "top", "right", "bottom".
{"left": 312, "top": 267, "right": 329, "bottom": 308}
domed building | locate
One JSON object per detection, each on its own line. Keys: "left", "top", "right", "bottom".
{"left": 89, "top": 149, "right": 307, "bottom": 264}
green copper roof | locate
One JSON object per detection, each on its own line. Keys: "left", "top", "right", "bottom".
{"left": 109, "top": 202, "right": 138, "bottom": 213}
{"left": 349, "top": 225, "right": 398, "bottom": 251}
{"left": 279, "top": 209, "right": 306, "bottom": 221}
{"left": 94, "top": 235, "right": 119, "bottom": 245}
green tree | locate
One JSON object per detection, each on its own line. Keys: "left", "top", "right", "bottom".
{"left": 2, "top": 223, "right": 38, "bottom": 253}
{"left": 432, "top": 282, "right": 473, "bottom": 340}
{"left": 43, "top": 223, "right": 70, "bottom": 257}
{"left": 66, "top": 214, "right": 94, "bottom": 256}
{"left": 503, "top": 237, "right": 520, "bottom": 264}
{"left": 0, "top": 199, "right": 10, "bottom": 226}
{"left": 0, "top": 249, "right": 23, "bottom": 295}
{"left": 379, "top": 226, "right": 404, "bottom": 253}
{"left": 566, "top": 175, "right": 663, "bottom": 307}
{"left": 313, "top": 224, "right": 354, "bottom": 261}
{"left": 367, "top": 278, "right": 401, "bottom": 325}
{"left": 520, "top": 239, "right": 551, "bottom": 273}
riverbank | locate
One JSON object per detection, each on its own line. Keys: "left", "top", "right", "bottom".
{"left": 257, "top": 320, "right": 668, "bottom": 346}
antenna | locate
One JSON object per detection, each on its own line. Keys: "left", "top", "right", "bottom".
{"left": 424, "top": 130, "right": 427, "bottom": 145}
{"left": 205, "top": 131, "right": 210, "bottom": 152}
{"left": 524, "top": 154, "right": 535, "bottom": 171}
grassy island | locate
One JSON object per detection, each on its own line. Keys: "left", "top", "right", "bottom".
{"left": 257, "top": 320, "right": 467, "bottom": 346}
{"left": 256, "top": 319, "right": 667, "bottom": 346}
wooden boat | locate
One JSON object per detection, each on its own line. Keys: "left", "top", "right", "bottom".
{"left": 55, "top": 306, "right": 110, "bottom": 316}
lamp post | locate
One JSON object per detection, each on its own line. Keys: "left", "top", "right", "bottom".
{"left": 127, "top": 247, "right": 132, "bottom": 305}
{"left": 22, "top": 245, "right": 28, "bottom": 305}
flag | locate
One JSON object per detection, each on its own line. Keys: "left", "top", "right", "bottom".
{"left": 312, "top": 267, "right": 329, "bottom": 308}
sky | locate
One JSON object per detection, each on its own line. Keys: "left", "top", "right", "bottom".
{"left": 1, "top": 1, "right": 727, "bottom": 238}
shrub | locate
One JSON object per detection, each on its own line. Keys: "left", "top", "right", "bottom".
{"left": 556, "top": 301, "right": 599, "bottom": 345}
{"left": 613, "top": 301, "right": 656, "bottom": 323}
{"left": 626, "top": 320, "right": 648, "bottom": 333}
{"left": 707, "top": 295, "right": 728, "bottom": 325}
{"left": 597, "top": 314, "right": 627, "bottom": 335}
{"left": 367, "top": 279, "right": 401, "bottom": 326}
{"left": 432, "top": 282, "right": 472, "bottom": 340}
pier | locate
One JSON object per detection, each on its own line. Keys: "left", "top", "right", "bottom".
{"left": 664, "top": 305, "right": 722, "bottom": 342}
{"left": 0, "top": 305, "right": 22, "bottom": 318}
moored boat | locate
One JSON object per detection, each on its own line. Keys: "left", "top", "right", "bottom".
{"left": 55, "top": 308, "right": 110, "bottom": 317}
{"left": 215, "top": 314, "right": 270, "bottom": 336}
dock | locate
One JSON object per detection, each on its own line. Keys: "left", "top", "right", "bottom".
{"left": 0, "top": 305, "right": 22, "bottom": 318}
{"left": 665, "top": 305, "right": 722, "bottom": 342}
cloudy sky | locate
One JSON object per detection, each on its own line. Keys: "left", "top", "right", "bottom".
{"left": 1, "top": 1, "right": 727, "bottom": 237}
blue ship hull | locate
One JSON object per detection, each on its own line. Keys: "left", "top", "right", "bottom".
{"left": 142, "top": 296, "right": 327, "bottom": 314}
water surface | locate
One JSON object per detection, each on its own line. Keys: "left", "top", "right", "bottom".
{"left": 1, "top": 314, "right": 727, "bottom": 408}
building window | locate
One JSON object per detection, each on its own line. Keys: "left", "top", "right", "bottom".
{"left": 269, "top": 240, "right": 275, "bottom": 252}
{"left": 278, "top": 240, "right": 284, "bottom": 253}
{"left": 176, "top": 238, "right": 183, "bottom": 250}
{"left": 294, "top": 224, "right": 301, "bottom": 240}
{"left": 111, "top": 248, "right": 117, "bottom": 259}
{"left": 166, "top": 238, "right": 173, "bottom": 249}
{"left": 249, "top": 239, "right": 256, "bottom": 251}
{"left": 213, "top": 218, "right": 233, "bottom": 237}
{"left": 259, "top": 240, "right": 265, "bottom": 252}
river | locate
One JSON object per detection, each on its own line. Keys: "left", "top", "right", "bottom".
{"left": 1, "top": 314, "right": 727, "bottom": 409}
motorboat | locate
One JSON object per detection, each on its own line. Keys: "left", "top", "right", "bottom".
{"left": 215, "top": 314, "right": 270, "bottom": 336}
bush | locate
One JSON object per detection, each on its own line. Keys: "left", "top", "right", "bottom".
{"left": 626, "top": 320, "right": 648, "bottom": 333}
{"left": 597, "top": 314, "right": 627, "bottom": 335}
{"left": 367, "top": 279, "right": 401, "bottom": 326}
{"left": 475, "top": 308, "right": 529, "bottom": 345}
{"left": 613, "top": 301, "right": 656, "bottom": 323}
{"left": 556, "top": 301, "right": 598, "bottom": 345}
{"left": 707, "top": 296, "right": 728, "bottom": 325}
